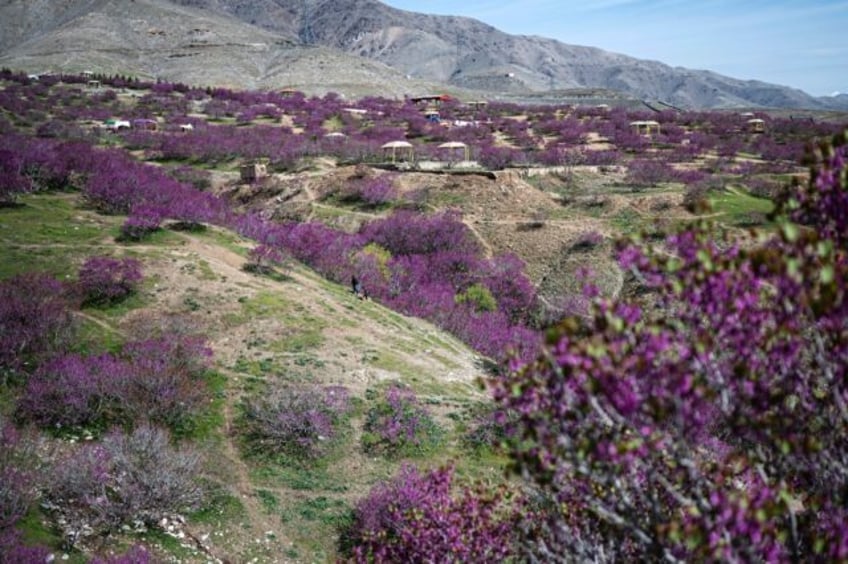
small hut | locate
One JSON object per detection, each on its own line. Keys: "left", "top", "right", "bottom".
{"left": 240, "top": 160, "right": 268, "bottom": 182}
{"left": 132, "top": 118, "right": 158, "bottom": 131}
{"left": 87, "top": 80, "right": 101, "bottom": 89}
{"left": 630, "top": 120, "right": 661, "bottom": 136}
{"left": 381, "top": 141, "right": 414, "bottom": 164}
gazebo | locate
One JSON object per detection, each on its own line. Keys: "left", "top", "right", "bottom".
{"left": 746, "top": 118, "right": 766, "bottom": 133}
{"left": 438, "top": 141, "right": 469, "bottom": 162}
{"left": 630, "top": 120, "right": 661, "bottom": 136}
{"left": 381, "top": 141, "right": 414, "bottom": 163}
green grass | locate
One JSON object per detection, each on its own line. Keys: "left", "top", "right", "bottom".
{"left": 0, "top": 193, "right": 120, "bottom": 279}
{"left": 270, "top": 326, "right": 326, "bottom": 353}
{"left": 709, "top": 187, "right": 774, "bottom": 225}
{"left": 251, "top": 460, "right": 352, "bottom": 493}
{"left": 15, "top": 509, "right": 87, "bottom": 563}
{"left": 190, "top": 484, "right": 247, "bottom": 526}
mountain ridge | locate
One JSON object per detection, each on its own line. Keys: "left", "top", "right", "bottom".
{"left": 0, "top": 0, "right": 844, "bottom": 110}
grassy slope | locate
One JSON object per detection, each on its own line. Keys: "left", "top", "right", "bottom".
{"left": 0, "top": 192, "right": 505, "bottom": 563}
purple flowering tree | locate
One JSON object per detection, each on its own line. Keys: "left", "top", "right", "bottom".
{"left": 362, "top": 385, "right": 442, "bottom": 457}
{"left": 492, "top": 132, "right": 848, "bottom": 560}
{"left": 238, "top": 385, "right": 351, "bottom": 460}
{"left": 77, "top": 256, "right": 143, "bottom": 306}
{"left": 343, "top": 464, "right": 521, "bottom": 562}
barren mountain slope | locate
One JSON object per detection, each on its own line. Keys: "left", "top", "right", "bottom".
{"left": 0, "top": 0, "right": 452, "bottom": 97}
{"left": 183, "top": 0, "right": 841, "bottom": 110}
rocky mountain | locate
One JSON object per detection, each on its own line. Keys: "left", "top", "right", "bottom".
{"left": 0, "top": 0, "right": 449, "bottom": 98}
{"left": 1, "top": 0, "right": 844, "bottom": 110}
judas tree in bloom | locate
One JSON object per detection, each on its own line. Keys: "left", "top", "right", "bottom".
{"left": 77, "top": 255, "right": 143, "bottom": 306}
{"left": 342, "top": 464, "right": 522, "bottom": 563}
{"left": 0, "top": 273, "right": 74, "bottom": 374}
{"left": 493, "top": 132, "right": 848, "bottom": 561}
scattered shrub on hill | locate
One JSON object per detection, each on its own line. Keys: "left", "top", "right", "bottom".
{"left": 0, "top": 273, "right": 74, "bottom": 376}
{"left": 166, "top": 165, "right": 212, "bottom": 191}
{"left": 362, "top": 385, "right": 442, "bottom": 457}
{"left": 0, "top": 418, "right": 41, "bottom": 532}
{"left": 239, "top": 385, "right": 351, "bottom": 460}
{"left": 77, "top": 256, "right": 143, "bottom": 306}
{"left": 569, "top": 230, "right": 604, "bottom": 252}
{"left": 0, "top": 529, "right": 51, "bottom": 563}
{"left": 459, "top": 403, "right": 515, "bottom": 454}
{"left": 745, "top": 176, "right": 783, "bottom": 199}
{"left": 43, "top": 425, "right": 204, "bottom": 547}
{"left": 17, "top": 335, "right": 212, "bottom": 435}
{"left": 119, "top": 204, "right": 165, "bottom": 242}
{"left": 243, "top": 244, "right": 291, "bottom": 277}
{"left": 341, "top": 464, "right": 521, "bottom": 562}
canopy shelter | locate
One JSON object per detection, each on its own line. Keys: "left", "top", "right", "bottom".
{"left": 438, "top": 141, "right": 469, "bottom": 162}
{"left": 381, "top": 140, "right": 414, "bottom": 163}
{"left": 324, "top": 131, "right": 347, "bottom": 139}
{"left": 410, "top": 94, "right": 452, "bottom": 107}
{"left": 630, "top": 120, "right": 661, "bottom": 136}
{"left": 746, "top": 118, "right": 766, "bottom": 133}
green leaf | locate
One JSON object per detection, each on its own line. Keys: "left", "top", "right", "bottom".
{"left": 820, "top": 264, "right": 835, "bottom": 284}
{"left": 781, "top": 222, "right": 800, "bottom": 243}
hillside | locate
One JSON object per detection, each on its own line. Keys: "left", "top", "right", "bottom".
{"left": 0, "top": 191, "right": 496, "bottom": 562}
{"left": 1, "top": 0, "right": 846, "bottom": 109}
{"left": 0, "top": 71, "right": 845, "bottom": 562}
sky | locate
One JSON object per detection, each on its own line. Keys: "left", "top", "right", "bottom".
{"left": 382, "top": 0, "right": 847, "bottom": 97}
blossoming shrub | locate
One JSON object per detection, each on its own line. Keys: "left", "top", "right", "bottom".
{"left": 238, "top": 385, "right": 351, "bottom": 460}
{"left": 17, "top": 335, "right": 213, "bottom": 435}
{"left": 43, "top": 425, "right": 204, "bottom": 547}
{"left": 0, "top": 273, "right": 74, "bottom": 375}
{"left": 77, "top": 256, "right": 143, "bottom": 306}
{"left": 342, "top": 464, "right": 521, "bottom": 562}
{"left": 362, "top": 385, "right": 442, "bottom": 458}
{"left": 493, "top": 132, "right": 848, "bottom": 561}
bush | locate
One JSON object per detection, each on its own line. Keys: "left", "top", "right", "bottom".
{"left": 243, "top": 244, "right": 290, "bottom": 277}
{"left": 17, "top": 335, "right": 212, "bottom": 434}
{"left": 454, "top": 283, "right": 497, "bottom": 313}
{"left": 493, "top": 133, "right": 848, "bottom": 561}
{"left": 0, "top": 528, "right": 51, "bottom": 563}
{"left": 239, "top": 385, "right": 351, "bottom": 460}
{"left": 0, "top": 419, "right": 41, "bottom": 532}
{"left": 459, "top": 403, "right": 514, "bottom": 453}
{"left": 43, "top": 425, "right": 204, "bottom": 547}
{"left": 343, "top": 464, "right": 520, "bottom": 562}
{"left": 0, "top": 272, "right": 74, "bottom": 375}
{"left": 569, "top": 230, "right": 604, "bottom": 252}
{"left": 682, "top": 181, "right": 713, "bottom": 213}
{"left": 77, "top": 256, "right": 143, "bottom": 306}
{"left": 119, "top": 205, "right": 164, "bottom": 242}
{"left": 362, "top": 385, "right": 442, "bottom": 457}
